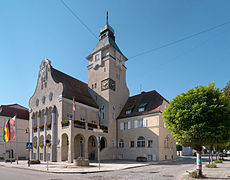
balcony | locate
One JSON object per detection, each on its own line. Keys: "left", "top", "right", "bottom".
{"left": 74, "top": 120, "right": 85, "bottom": 129}
{"left": 61, "top": 120, "right": 70, "bottom": 128}
{"left": 100, "top": 125, "right": 108, "bottom": 133}
{"left": 87, "top": 123, "right": 97, "bottom": 130}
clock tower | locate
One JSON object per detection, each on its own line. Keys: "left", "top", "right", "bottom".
{"left": 86, "top": 12, "right": 129, "bottom": 153}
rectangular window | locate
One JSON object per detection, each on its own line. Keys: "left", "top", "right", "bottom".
{"left": 148, "top": 140, "right": 153, "bottom": 148}
{"left": 128, "top": 121, "right": 131, "bottom": 129}
{"left": 67, "top": 114, "right": 72, "bottom": 120}
{"left": 130, "top": 141, "right": 134, "bottom": 148}
{"left": 112, "top": 140, "right": 115, "bottom": 148}
{"left": 138, "top": 119, "right": 147, "bottom": 128}
{"left": 80, "top": 118, "right": 85, "bottom": 122}
{"left": 148, "top": 155, "right": 153, "bottom": 161}
{"left": 124, "top": 122, "right": 128, "bottom": 130}
{"left": 40, "top": 153, "right": 43, "bottom": 160}
{"left": 138, "top": 107, "right": 145, "bottom": 112}
{"left": 95, "top": 54, "right": 100, "bottom": 61}
{"left": 120, "top": 122, "right": 124, "bottom": 130}
{"left": 138, "top": 120, "right": 143, "bottom": 128}
{"left": 134, "top": 120, "right": 138, "bottom": 128}
{"left": 125, "top": 110, "right": 131, "bottom": 115}
{"left": 95, "top": 83, "right": 97, "bottom": 88}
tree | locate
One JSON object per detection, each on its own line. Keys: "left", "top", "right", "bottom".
{"left": 223, "top": 80, "right": 230, "bottom": 98}
{"left": 163, "top": 83, "right": 230, "bottom": 176}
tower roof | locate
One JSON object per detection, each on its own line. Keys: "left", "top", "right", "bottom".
{"left": 87, "top": 12, "right": 127, "bottom": 60}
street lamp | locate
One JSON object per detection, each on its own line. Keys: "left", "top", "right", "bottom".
{"left": 25, "top": 128, "right": 30, "bottom": 167}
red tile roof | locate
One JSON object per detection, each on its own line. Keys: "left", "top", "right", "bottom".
{"left": 51, "top": 67, "right": 98, "bottom": 108}
{"left": 0, "top": 104, "right": 29, "bottom": 120}
{"left": 117, "top": 90, "right": 168, "bottom": 119}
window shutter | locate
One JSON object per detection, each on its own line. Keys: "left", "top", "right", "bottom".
{"left": 134, "top": 120, "right": 137, "bottom": 128}
{"left": 120, "top": 122, "right": 124, "bottom": 130}
{"left": 143, "top": 119, "right": 147, "bottom": 127}
{"left": 128, "top": 121, "right": 131, "bottom": 129}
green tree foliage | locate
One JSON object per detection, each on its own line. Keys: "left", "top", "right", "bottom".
{"left": 223, "top": 80, "right": 230, "bottom": 98}
{"left": 163, "top": 83, "right": 230, "bottom": 151}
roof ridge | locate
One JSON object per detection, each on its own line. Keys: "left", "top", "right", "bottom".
{"left": 129, "top": 90, "right": 156, "bottom": 98}
{"left": 52, "top": 67, "right": 88, "bottom": 86}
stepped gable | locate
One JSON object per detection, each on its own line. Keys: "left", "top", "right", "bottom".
{"left": 0, "top": 104, "right": 29, "bottom": 120}
{"left": 118, "top": 90, "right": 168, "bottom": 119}
{"left": 51, "top": 67, "right": 98, "bottom": 109}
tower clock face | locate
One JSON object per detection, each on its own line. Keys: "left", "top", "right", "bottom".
{"left": 101, "top": 79, "right": 109, "bottom": 90}
{"left": 101, "top": 78, "right": 115, "bottom": 91}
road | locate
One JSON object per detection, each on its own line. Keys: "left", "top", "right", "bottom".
{"left": 0, "top": 157, "right": 199, "bottom": 180}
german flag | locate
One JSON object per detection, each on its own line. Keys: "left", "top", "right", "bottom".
{"left": 3, "top": 120, "right": 10, "bottom": 142}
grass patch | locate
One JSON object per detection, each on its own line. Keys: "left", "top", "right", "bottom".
{"left": 214, "top": 160, "right": 223, "bottom": 163}
{"left": 205, "top": 163, "right": 217, "bottom": 168}
{"left": 188, "top": 170, "right": 205, "bottom": 178}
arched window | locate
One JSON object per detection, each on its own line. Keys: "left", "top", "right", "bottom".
{"left": 137, "top": 136, "right": 145, "bottom": 147}
{"left": 119, "top": 139, "right": 124, "bottom": 148}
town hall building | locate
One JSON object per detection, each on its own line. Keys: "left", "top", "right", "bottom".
{"left": 29, "top": 15, "right": 176, "bottom": 163}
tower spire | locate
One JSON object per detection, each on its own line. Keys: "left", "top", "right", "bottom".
{"left": 106, "top": 11, "right": 108, "bottom": 25}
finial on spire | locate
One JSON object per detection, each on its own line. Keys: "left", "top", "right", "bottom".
{"left": 106, "top": 11, "right": 108, "bottom": 25}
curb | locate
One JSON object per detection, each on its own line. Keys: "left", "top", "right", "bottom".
{"left": 0, "top": 158, "right": 183, "bottom": 174}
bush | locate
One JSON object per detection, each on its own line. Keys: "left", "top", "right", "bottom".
{"left": 29, "top": 160, "right": 40, "bottom": 164}
{"left": 188, "top": 170, "right": 205, "bottom": 178}
{"left": 214, "top": 160, "right": 223, "bottom": 163}
{"left": 5, "top": 158, "right": 15, "bottom": 162}
{"left": 136, "top": 156, "right": 147, "bottom": 162}
{"left": 33, "top": 144, "right": 37, "bottom": 148}
{"left": 205, "top": 163, "right": 217, "bottom": 168}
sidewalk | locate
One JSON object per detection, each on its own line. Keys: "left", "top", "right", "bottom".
{"left": 0, "top": 160, "right": 153, "bottom": 173}
{"left": 181, "top": 158, "right": 230, "bottom": 180}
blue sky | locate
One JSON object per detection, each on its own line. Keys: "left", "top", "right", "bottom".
{"left": 1, "top": 0, "right": 230, "bottom": 108}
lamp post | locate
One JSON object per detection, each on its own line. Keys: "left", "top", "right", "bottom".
{"left": 25, "top": 128, "right": 30, "bottom": 167}
{"left": 93, "top": 128, "right": 103, "bottom": 170}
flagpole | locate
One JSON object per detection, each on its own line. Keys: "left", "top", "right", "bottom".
{"left": 15, "top": 114, "right": 18, "bottom": 164}
{"left": 3, "top": 120, "right": 6, "bottom": 163}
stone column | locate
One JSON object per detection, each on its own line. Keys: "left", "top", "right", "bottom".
{"left": 37, "top": 112, "right": 40, "bottom": 160}
{"left": 84, "top": 137, "right": 88, "bottom": 159}
{"left": 31, "top": 114, "right": 34, "bottom": 160}
{"left": 68, "top": 117, "right": 73, "bottom": 163}
{"left": 44, "top": 110, "right": 47, "bottom": 161}
{"left": 51, "top": 107, "right": 56, "bottom": 161}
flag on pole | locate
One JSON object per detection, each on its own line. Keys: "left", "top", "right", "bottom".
{"left": 3, "top": 121, "right": 6, "bottom": 143}
{"left": 98, "top": 107, "right": 101, "bottom": 120}
{"left": 9, "top": 116, "right": 16, "bottom": 141}
{"left": 73, "top": 98, "right": 76, "bottom": 112}
{"left": 3, "top": 120, "right": 10, "bottom": 142}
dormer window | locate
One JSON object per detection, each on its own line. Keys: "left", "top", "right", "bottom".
{"left": 125, "top": 105, "right": 135, "bottom": 115}
{"left": 126, "top": 110, "right": 131, "bottom": 115}
{"left": 95, "top": 54, "right": 100, "bottom": 61}
{"left": 138, "top": 103, "right": 148, "bottom": 112}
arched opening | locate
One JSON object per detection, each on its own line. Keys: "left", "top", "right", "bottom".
{"left": 100, "top": 137, "right": 106, "bottom": 151}
{"left": 74, "top": 134, "right": 85, "bottom": 158}
{"left": 137, "top": 136, "right": 145, "bottom": 147}
{"left": 61, "top": 133, "right": 69, "bottom": 161}
{"left": 88, "top": 135, "right": 97, "bottom": 160}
